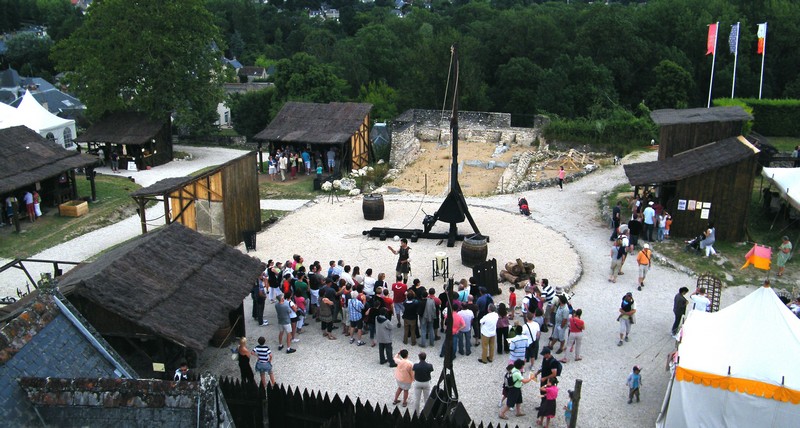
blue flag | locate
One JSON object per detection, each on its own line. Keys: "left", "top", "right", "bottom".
{"left": 729, "top": 23, "right": 739, "bottom": 54}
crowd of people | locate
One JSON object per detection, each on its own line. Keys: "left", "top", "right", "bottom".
{"left": 263, "top": 146, "right": 339, "bottom": 182}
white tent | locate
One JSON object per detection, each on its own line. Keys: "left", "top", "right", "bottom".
{"left": 657, "top": 286, "right": 800, "bottom": 427}
{"left": 0, "top": 90, "right": 76, "bottom": 148}
{"left": 762, "top": 167, "right": 800, "bottom": 211}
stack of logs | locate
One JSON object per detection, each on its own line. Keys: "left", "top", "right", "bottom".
{"left": 500, "top": 258, "right": 536, "bottom": 288}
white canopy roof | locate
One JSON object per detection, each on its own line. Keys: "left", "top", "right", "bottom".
{"left": 762, "top": 167, "right": 800, "bottom": 211}
{"left": 680, "top": 286, "right": 800, "bottom": 390}
{"left": 0, "top": 90, "right": 76, "bottom": 147}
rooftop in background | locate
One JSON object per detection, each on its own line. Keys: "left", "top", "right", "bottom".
{"left": 624, "top": 136, "right": 759, "bottom": 186}
{"left": 255, "top": 101, "right": 372, "bottom": 144}
{"left": 650, "top": 106, "right": 753, "bottom": 126}
{"left": 74, "top": 112, "right": 166, "bottom": 145}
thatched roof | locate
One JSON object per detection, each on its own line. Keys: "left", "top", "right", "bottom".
{"left": 0, "top": 126, "right": 98, "bottom": 194}
{"left": 74, "top": 112, "right": 166, "bottom": 145}
{"left": 650, "top": 106, "right": 753, "bottom": 126}
{"left": 624, "top": 136, "right": 759, "bottom": 186}
{"left": 58, "top": 223, "right": 262, "bottom": 350}
{"left": 254, "top": 102, "right": 372, "bottom": 144}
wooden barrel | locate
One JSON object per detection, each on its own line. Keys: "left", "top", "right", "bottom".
{"left": 461, "top": 234, "right": 488, "bottom": 267}
{"left": 363, "top": 194, "right": 384, "bottom": 221}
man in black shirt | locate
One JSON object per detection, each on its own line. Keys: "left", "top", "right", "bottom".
{"left": 411, "top": 352, "right": 434, "bottom": 414}
{"left": 671, "top": 287, "right": 689, "bottom": 335}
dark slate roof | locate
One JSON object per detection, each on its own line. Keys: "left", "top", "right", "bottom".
{"left": 9, "top": 84, "right": 85, "bottom": 114}
{"left": 624, "top": 136, "right": 760, "bottom": 186}
{"left": 255, "top": 102, "right": 372, "bottom": 144}
{"left": 0, "top": 292, "right": 134, "bottom": 425}
{"left": 57, "top": 223, "right": 263, "bottom": 350}
{"left": 18, "top": 377, "right": 226, "bottom": 427}
{"left": 130, "top": 152, "right": 255, "bottom": 197}
{"left": 0, "top": 89, "right": 15, "bottom": 104}
{"left": 237, "top": 66, "right": 266, "bottom": 77}
{"left": 74, "top": 112, "right": 166, "bottom": 145}
{"left": 0, "top": 67, "right": 20, "bottom": 87}
{"left": 650, "top": 106, "right": 753, "bottom": 126}
{"left": 0, "top": 126, "right": 99, "bottom": 194}
{"left": 224, "top": 57, "right": 243, "bottom": 69}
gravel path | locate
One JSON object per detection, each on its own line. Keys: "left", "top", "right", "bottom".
{"left": 0, "top": 145, "right": 248, "bottom": 298}
{"left": 201, "top": 151, "right": 756, "bottom": 428}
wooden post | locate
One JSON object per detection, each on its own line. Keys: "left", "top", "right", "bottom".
{"left": 164, "top": 197, "right": 171, "bottom": 224}
{"left": 138, "top": 198, "right": 147, "bottom": 234}
{"left": 569, "top": 379, "right": 582, "bottom": 428}
{"left": 69, "top": 169, "right": 78, "bottom": 200}
{"left": 88, "top": 169, "right": 97, "bottom": 201}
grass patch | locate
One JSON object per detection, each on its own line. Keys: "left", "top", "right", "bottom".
{"left": 766, "top": 136, "right": 800, "bottom": 152}
{"left": 0, "top": 175, "right": 142, "bottom": 259}
{"left": 259, "top": 175, "right": 318, "bottom": 199}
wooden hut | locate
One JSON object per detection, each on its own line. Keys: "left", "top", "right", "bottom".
{"left": 129, "top": 152, "right": 260, "bottom": 247}
{"left": 57, "top": 223, "right": 263, "bottom": 378}
{"left": 0, "top": 126, "right": 98, "bottom": 208}
{"left": 75, "top": 112, "right": 172, "bottom": 170}
{"left": 254, "top": 102, "right": 372, "bottom": 172}
{"left": 652, "top": 106, "right": 752, "bottom": 160}
{"left": 624, "top": 136, "right": 760, "bottom": 241}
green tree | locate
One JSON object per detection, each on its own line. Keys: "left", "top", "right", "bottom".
{"left": 358, "top": 81, "right": 399, "bottom": 122}
{"left": 5, "top": 32, "right": 54, "bottom": 76}
{"left": 536, "top": 54, "right": 617, "bottom": 119}
{"left": 645, "top": 60, "right": 694, "bottom": 110}
{"left": 227, "top": 88, "right": 276, "bottom": 139}
{"left": 273, "top": 52, "right": 348, "bottom": 104}
{"left": 52, "top": 0, "right": 225, "bottom": 134}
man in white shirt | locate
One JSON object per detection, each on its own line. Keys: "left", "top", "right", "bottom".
{"left": 522, "top": 312, "right": 541, "bottom": 369}
{"left": 478, "top": 304, "right": 499, "bottom": 364}
{"left": 690, "top": 287, "right": 711, "bottom": 312}
{"left": 340, "top": 265, "right": 355, "bottom": 287}
{"left": 363, "top": 268, "right": 377, "bottom": 295}
{"left": 643, "top": 201, "right": 656, "bottom": 242}
{"left": 456, "top": 304, "right": 474, "bottom": 356}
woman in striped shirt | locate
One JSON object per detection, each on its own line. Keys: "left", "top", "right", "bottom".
{"left": 252, "top": 336, "right": 275, "bottom": 387}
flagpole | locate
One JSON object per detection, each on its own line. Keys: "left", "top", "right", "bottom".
{"left": 707, "top": 21, "right": 719, "bottom": 108}
{"left": 731, "top": 22, "right": 739, "bottom": 98}
{"left": 759, "top": 22, "right": 767, "bottom": 99}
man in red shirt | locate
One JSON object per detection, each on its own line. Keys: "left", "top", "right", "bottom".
{"left": 391, "top": 275, "right": 408, "bottom": 328}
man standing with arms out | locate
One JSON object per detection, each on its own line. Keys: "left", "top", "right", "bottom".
{"left": 643, "top": 201, "right": 656, "bottom": 242}
{"left": 275, "top": 293, "right": 297, "bottom": 354}
{"left": 478, "top": 304, "right": 499, "bottom": 364}
{"left": 689, "top": 287, "right": 711, "bottom": 312}
{"left": 391, "top": 275, "right": 407, "bottom": 328}
{"left": 388, "top": 238, "right": 411, "bottom": 284}
{"left": 671, "top": 287, "right": 689, "bottom": 335}
{"left": 636, "top": 243, "right": 652, "bottom": 291}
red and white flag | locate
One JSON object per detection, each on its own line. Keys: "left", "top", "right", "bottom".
{"left": 757, "top": 23, "right": 767, "bottom": 54}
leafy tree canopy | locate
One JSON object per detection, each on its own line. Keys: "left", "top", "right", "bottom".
{"left": 52, "top": 0, "right": 225, "bottom": 134}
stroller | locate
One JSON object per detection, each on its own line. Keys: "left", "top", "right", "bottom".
{"left": 685, "top": 232, "right": 705, "bottom": 253}
{"left": 518, "top": 197, "right": 530, "bottom": 216}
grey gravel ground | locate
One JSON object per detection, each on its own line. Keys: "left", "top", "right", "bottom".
{"left": 2, "top": 146, "right": 756, "bottom": 428}
{"left": 202, "top": 150, "right": 754, "bottom": 428}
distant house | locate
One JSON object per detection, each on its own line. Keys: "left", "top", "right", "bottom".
{"left": 11, "top": 77, "right": 86, "bottom": 118}
{"left": 237, "top": 66, "right": 267, "bottom": 83}
{"left": 75, "top": 112, "right": 172, "bottom": 170}
{"left": 223, "top": 56, "right": 243, "bottom": 71}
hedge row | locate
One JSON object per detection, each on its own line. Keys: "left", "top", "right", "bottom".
{"left": 714, "top": 98, "right": 800, "bottom": 137}
{"left": 543, "top": 117, "right": 657, "bottom": 156}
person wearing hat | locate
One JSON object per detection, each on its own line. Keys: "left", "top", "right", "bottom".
{"left": 617, "top": 293, "right": 636, "bottom": 346}
{"left": 636, "top": 243, "right": 652, "bottom": 291}
{"left": 777, "top": 236, "right": 792, "bottom": 277}
{"left": 643, "top": 201, "right": 656, "bottom": 242}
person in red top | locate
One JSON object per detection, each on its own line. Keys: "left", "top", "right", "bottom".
{"left": 391, "top": 275, "right": 408, "bottom": 327}
{"left": 508, "top": 287, "right": 517, "bottom": 320}
{"left": 379, "top": 287, "right": 394, "bottom": 318}
{"left": 439, "top": 306, "right": 465, "bottom": 360}
{"left": 560, "top": 309, "right": 585, "bottom": 363}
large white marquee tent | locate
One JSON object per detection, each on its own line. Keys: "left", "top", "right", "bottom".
{"left": 0, "top": 90, "right": 76, "bottom": 148}
{"left": 762, "top": 167, "right": 800, "bottom": 211}
{"left": 656, "top": 286, "right": 800, "bottom": 427}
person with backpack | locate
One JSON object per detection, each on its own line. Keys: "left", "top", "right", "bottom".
{"left": 636, "top": 243, "right": 652, "bottom": 291}
{"left": 498, "top": 359, "right": 536, "bottom": 420}
{"left": 609, "top": 238, "right": 626, "bottom": 283}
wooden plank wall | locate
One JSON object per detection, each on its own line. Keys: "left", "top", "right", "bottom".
{"left": 668, "top": 156, "right": 757, "bottom": 241}
{"left": 169, "top": 173, "right": 224, "bottom": 230}
{"left": 222, "top": 152, "right": 260, "bottom": 246}
{"left": 658, "top": 121, "right": 744, "bottom": 160}
{"left": 349, "top": 114, "right": 371, "bottom": 170}
{"left": 153, "top": 121, "right": 174, "bottom": 166}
